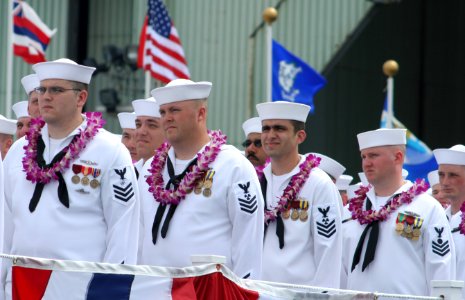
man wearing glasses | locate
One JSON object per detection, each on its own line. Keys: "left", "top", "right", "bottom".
{"left": 242, "top": 117, "right": 268, "bottom": 167}
{"left": 2, "top": 58, "right": 140, "bottom": 299}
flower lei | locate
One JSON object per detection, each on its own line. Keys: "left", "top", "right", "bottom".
{"left": 146, "top": 130, "right": 227, "bottom": 205}
{"left": 459, "top": 201, "right": 465, "bottom": 235}
{"left": 255, "top": 157, "right": 271, "bottom": 180}
{"left": 264, "top": 154, "right": 321, "bottom": 224}
{"left": 22, "top": 112, "right": 105, "bottom": 184}
{"left": 348, "top": 179, "right": 429, "bottom": 225}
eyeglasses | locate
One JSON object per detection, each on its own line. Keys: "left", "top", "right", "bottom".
{"left": 242, "top": 139, "right": 262, "bottom": 148}
{"left": 35, "top": 86, "right": 81, "bottom": 95}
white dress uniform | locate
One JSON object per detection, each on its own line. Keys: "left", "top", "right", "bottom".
{"left": 446, "top": 207, "right": 465, "bottom": 298}
{"left": 262, "top": 155, "right": 343, "bottom": 288}
{"left": 138, "top": 144, "right": 264, "bottom": 279}
{"left": 344, "top": 181, "right": 456, "bottom": 295}
{"left": 3, "top": 118, "right": 140, "bottom": 264}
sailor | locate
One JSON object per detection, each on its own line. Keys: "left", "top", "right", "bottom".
{"left": 132, "top": 98, "right": 164, "bottom": 174}
{"left": 242, "top": 117, "right": 268, "bottom": 167}
{"left": 258, "top": 101, "right": 342, "bottom": 287}
{"left": 2, "top": 58, "right": 140, "bottom": 298}
{"left": 427, "top": 169, "right": 449, "bottom": 209}
{"left": 20, "top": 74, "right": 41, "bottom": 118}
{"left": 433, "top": 145, "right": 465, "bottom": 298}
{"left": 0, "top": 115, "right": 16, "bottom": 159}
{"left": 138, "top": 79, "right": 264, "bottom": 279}
{"left": 11, "top": 101, "right": 31, "bottom": 139}
{"left": 117, "top": 112, "right": 138, "bottom": 162}
{"left": 343, "top": 128, "right": 455, "bottom": 295}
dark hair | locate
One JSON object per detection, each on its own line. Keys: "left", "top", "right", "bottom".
{"left": 290, "top": 120, "right": 305, "bottom": 133}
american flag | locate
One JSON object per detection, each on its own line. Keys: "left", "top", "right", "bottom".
{"left": 137, "top": 0, "right": 190, "bottom": 83}
{"left": 12, "top": 0, "right": 57, "bottom": 64}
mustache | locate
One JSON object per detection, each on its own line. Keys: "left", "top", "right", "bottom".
{"left": 247, "top": 153, "right": 258, "bottom": 160}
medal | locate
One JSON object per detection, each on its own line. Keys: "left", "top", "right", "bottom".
{"left": 71, "top": 164, "right": 82, "bottom": 184}
{"left": 194, "top": 180, "right": 204, "bottom": 194}
{"left": 89, "top": 168, "right": 101, "bottom": 189}
{"left": 299, "top": 200, "right": 309, "bottom": 222}
{"left": 282, "top": 209, "right": 290, "bottom": 219}
{"left": 291, "top": 209, "right": 299, "bottom": 221}
{"left": 395, "top": 222, "right": 404, "bottom": 233}
{"left": 404, "top": 224, "right": 413, "bottom": 234}
{"left": 203, "top": 188, "right": 211, "bottom": 197}
{"left": 81, "top": 166, "right": 91, "bottom": 186}
{"left": 413, "top": 228, "right": 421, "bottom": 237}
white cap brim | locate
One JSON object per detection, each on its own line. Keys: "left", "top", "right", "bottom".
{"left": 357, "top": 128, "right": 406, "bottom": 150}
{"left": 242, "top": 117, "right": 262, "bottom": 137}
{"left": 151, "top": 79, "right": 212, "bottom": 106}
{"left": 117, "top": 112, "right": 136, "bottom": 129}
{"left": 433, "top": 145, "right": 465, "bottom": 166}
{"left": 33, "top": 58, "right": 96, "bottom": 84}
{"left": 256, "top": 101, "right": 310, "bottom": 122}
{"left": 132, "top": 98, "right": 160, "bottom": 118}
{"left": 12, "top": 101, "right": 30, "bottom": 119}
{"left": 21, "top": 74, "right": 40, "bottom": 95}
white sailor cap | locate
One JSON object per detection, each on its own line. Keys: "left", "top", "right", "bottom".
{"left": 132, "top": 97, "right": 161, "bottom": 118}
{"left": 0, "top": 115, "right": 17, "bottom": 135}
{"left": 117, "top": 112, "right": 136, "bottom": 129}
{"left": 358, "top": 172, "right": 369, "bottom": 185}
{"left": 347, "top": 183, "right": 362, "bottom": 199}
{"left": 336, "top": 174, "right": 353, "bottom": 191}
{"left": 256, "top": 101, "right": 310, "bottom": 122}
{"left": 433, "top": 145, "right": 465, "bottom": 166}
{"left": 428, "top": 170, "right": 439, "bottom": 186}
{"left": 33, "top": 58, "right": 96, "bottom": 84}
{"left": 310, "top": 153, "right": 346, "bottom": 179}
{"left": 21, "top": 74, "right": 40, "bottom": 95}
{"left": 357, "top": 128, "right": 406, "bottom": 150}
{"left": 151, "top": 79, "right": 212, "bottom": 106}
{"left": 242, "top": 117, "right": 262, "bottom": 138}
{"left": 12, "top": 101, "right": 30, "bottom": 119}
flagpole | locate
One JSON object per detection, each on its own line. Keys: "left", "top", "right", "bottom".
{"left": 263, "top": 7, "right": 278, "bottom": 103}
{"left": 383, "top": 60, "right": 399, "bottom": 129}
{"left": 144, "top": 71, "right": 151, "bottom": 98}
{"left": 6, "top": 0, "right": 14, "bottom": 118}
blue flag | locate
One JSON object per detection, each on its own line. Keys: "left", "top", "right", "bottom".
{"left": 272, "top": 40, "right": 326, "bottom": 113}
{"left": 380, "top": 98, "right": 437, "bottom": 181}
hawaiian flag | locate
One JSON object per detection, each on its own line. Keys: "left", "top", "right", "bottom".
{"left": 137, "top": 0, "right": 190, "bottom": 83}
{"left": 12, "top": 0, "right": 57, "bottom": 64}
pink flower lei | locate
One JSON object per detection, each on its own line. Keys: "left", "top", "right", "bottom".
{"left": 146, "top": 130, "right": 227, "bottom": 205}
{"left": 255, "top": 157, "right": 271, "bottom": 179}
{"left": 22, "top": 112, "right": 105, "bottom": 184}
{"left": 264, "top": 154, "right": 321, "bottom": 224}
{"left": 348, "top": 179, "right": 429, "bottom": 225}
{"left": 459, "top": 201, "right": 465, "bottom": 235}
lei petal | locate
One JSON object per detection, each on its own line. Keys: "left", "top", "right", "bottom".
{"left": 22, "top": 112, "right": 105, "bottom": 184}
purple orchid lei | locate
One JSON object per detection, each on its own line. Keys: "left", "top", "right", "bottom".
{"left": 146, "top": 130, "right": 227, "bottom": 205}
{"left": 459, "top": 201, "right": 465, "bottom": 235}
{"left": 255, "top": 157, "right": 271, "bottom": 180}
{"left": 348, "top": 179, "right": 429, "bottom": 225}
{"left": 22, "top": 112, "right": 105, "bottom": 184}
{"left": 264, "top": 154, "right": 321, "bottom": 224}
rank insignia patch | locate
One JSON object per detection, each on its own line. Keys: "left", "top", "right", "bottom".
{"left": 316, "top": 206, "right": 336, "bottom": 238}
{"left": 237, "top": 182, "right": 258, "bottom": 214}
{"left": 112, "top": 167, "right": 135, "bottom": 203}
{"left": 432, "top": 226, "right": 450, "bottom": 257}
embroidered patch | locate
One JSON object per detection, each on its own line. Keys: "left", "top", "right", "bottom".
{"left": 237, "top": 182, "right": 258, "bottom": 214}
{"left": 432, "top": 226, "right": 450, "bottom": 257}
{"left": 112, "top": 167, "right": 135, "bottom": 203}
{"left": 316, "top": 206, "right": 336, "bottom": 238}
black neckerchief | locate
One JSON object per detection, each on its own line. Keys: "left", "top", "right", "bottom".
{"left": 262, "top": 171, "right": 301, "bottom": 250}
{"left": 351, "top": 195, "right": 397, "bottom": 272}
{"left": 29, "top": 135, "right": 77, "bottom": 212}
{"left": 152, "top": 156, "right": 198, "bottom": 244}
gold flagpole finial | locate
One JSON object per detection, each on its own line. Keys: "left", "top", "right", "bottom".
{"left": 383, "top": 60, "right": 399, "bottom": 77}
{"left": 263, "top": 7, "right": 278, "bottom": 24}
